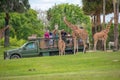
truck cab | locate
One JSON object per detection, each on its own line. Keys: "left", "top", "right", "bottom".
{"left": 4, "top": 41, "right": 39, "bottom": 59}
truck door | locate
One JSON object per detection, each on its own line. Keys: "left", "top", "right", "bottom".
{"left": 21, "top": 42, "right": 38, "bottom": 57}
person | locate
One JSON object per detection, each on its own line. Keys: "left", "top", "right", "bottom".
{"left": 44, "top": 30, "right": 50, "bottom": 48}
{"left": 52, "top": 29, "right": 59, "bottom": 48}
{"left": 26, "top": 42, "right": 36, "bottom": 49}
{"left": 61, "top": 29, "right": 67, "bottom": 41}
{"left": 66, "top": 32, "right": 72, "bottom": 47}
{"left": 53, "top": 29, "right": 58, "bottom": 39}
{"left": 49, "top": 32, "right": 54, "bottom": 47}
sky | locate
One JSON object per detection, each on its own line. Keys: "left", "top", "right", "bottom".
{"left": 29, "top": 0, "right": 120, "bottom": 23}
{"left": 29, "top": 0, "right": 82, "bottom": 10}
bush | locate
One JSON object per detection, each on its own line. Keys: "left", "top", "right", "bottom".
{"left": 0, "top": 38, "right": 4, "bottom": 46}
{"left": 0, "top": 37, "right": 26, "bottom": 47}
{"left": 10, "top": 37, "right": 26, "bottom": 46}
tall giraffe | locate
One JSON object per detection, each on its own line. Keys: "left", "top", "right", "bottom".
{"left": 0, "top": 26, "right": 9, "bottom": 39}
{"left": 58, "top": 30, "right": 66, "bottom": 55}
{"left": 63, "top": 17, "right": 88, "bottom": 53}
{"left": 93, "top": 17, "right": 114, "bottom": 51}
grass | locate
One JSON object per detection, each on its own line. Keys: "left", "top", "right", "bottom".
{"left": 0, "top": 46, "right": 120, "bottom": 80}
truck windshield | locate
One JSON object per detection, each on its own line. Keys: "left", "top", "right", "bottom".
{"left": 20, "top": 42, "right": 36, "bottom": 49}
{"left": 26, "top": 42, "right": 36, "bottom": 49}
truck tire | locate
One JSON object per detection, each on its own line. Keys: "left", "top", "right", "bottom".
{"left": 10, "top": 54, "right": 20, "bottom": 59}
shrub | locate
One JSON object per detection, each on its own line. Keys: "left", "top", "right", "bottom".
{"left": 0, "top": 37, "right": 26, "bottom": 47}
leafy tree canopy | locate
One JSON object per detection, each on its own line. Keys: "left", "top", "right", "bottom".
{"left": 47, "top": 3, "right": 91, "bottom": 33}
{"left": 0, "top": 9, "right": 44, "bottom": 40}
{"left": 82, "top": 0, "right": 120, "bottom": 15}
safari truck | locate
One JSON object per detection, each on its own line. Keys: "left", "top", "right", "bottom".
{"left": 4, "top": 36, "right": 84, "bottom": 59}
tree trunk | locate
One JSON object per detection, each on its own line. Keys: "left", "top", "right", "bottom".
{"left": 91, "top": 16, "right": 95, "bottom": 47}
{"left": 4, "top": 27, "right": 10, "bottom": 47}
{"left": 92, "top": 16, "right": 95, "bottom": 37}
{"left": 103, "top": 0, "right": 106, "bottom": 30}
{"left": 96, "top": 14, "right": 102, "bottom": 32}
{"left": 4, "top": 13, "right": 10, "bottom": 47}
{"left": 96, "top": 14, "right": 102, "bottom": 50}
{"left": 113, "top": 0, "right": 119, "bottom": 51}
{"left": 102, "top": 0, "right": 106, "bottom": 50}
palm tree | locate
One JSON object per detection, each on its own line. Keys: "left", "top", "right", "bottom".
{"left": 102, "top": 0, "right": 106, "bottom": 29}
{"left": 82, "top": 0, "right": 114, "bottom": 32}
{"left": 113, "top": 0, "right": 119, "bottom": 51}
{"left": 82, "top": 0, "right": 114, "bottom": 50}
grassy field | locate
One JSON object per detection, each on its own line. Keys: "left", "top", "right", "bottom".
{"left": 0, "top": 46, "right": 120, "bottom": 80}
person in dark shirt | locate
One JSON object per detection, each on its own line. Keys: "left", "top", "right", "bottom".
{"left": 49, "top": 32, "right": 54, "bottom": 47}
{"left": 61, "top": 29, "right": 67, "bottom": 41}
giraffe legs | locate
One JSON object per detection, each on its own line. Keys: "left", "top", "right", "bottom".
{"left": 59, "top": 50, "right": 61, "bottom": 56}
{"left": 76, "top": 40, "right": 78, "bottom": 53}
{"left": 94, "top": 39, "right": 107, "bottom": 51}
{"left": 83, "top": 40, "right": 87, "bottom": 53}
{"left": 73, "top": 37, "right": 79, "bottom": 54}
{"left": 94, "top": 40, "right": 98, "bottom": 51}
{"left": 59, "top": 44, "right": 65, "bottom": 56}
{"left": 73, "top": 37, "right": 87, "bottom": 54}
{"left": 103, "top": 40, "right": 106, "bottom": 51}
{"left": 62, "top": 47, "right": 65, "bottom": 55}
{"left": 73, "top": 37, "right": 77, "bottom": 54}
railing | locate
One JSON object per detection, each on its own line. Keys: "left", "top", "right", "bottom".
{"left": 28, "top": 36, "right": 83, "bottom": 50}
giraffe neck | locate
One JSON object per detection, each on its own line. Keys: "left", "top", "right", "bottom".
{"left": 63, "top": 17, "right": 77, "bottom": 31}
{"left": 106, "top": 17, "right": 113, "bottom": 29}
{"left": 104, "top": 17, "right": 113, "bottom": 33}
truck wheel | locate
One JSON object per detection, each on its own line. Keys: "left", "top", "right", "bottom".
{"left": 10, "top": 55, "right": 20, "bottom": 59}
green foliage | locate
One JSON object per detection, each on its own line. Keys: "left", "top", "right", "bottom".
{"left": 47, "top": 3, "right": 91, "bottom": 34}
{"left": 0, "top": 9, "right": 44, "bottom": 40}
{"left": 0, "top": 38, "right": 4, "bottom": 45}
{"left": 0, "top": 37, "right": 26, "bottom": 46}
{"left": 82, "top": 0, "right": 120, "bottom": 15}
{"left": 0, "top": 13, "right": 5, "bottom": 28}
{"left": 108, "top": 24, "right": 120, "bottom": 42}
{"left": 10, "top": 37, "right": 26, "bottom": 46}
{"left": 0, "top": 0, "right": 30, "bottom": 47}
{"left": 82, "top": 0, "right": 115, "bottom": 15}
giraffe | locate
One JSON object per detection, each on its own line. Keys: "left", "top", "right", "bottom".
{"left": 63, "top": 17, "right": 88, "bottom": 53}
{"left": 0, "top": 26, "right": 10, "bottom": 39}
{"left": 93, "top": 17, "right": 114, "bottom": 51}
{"left": 58, "top": 30, "right": 66, "bottom": 55}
